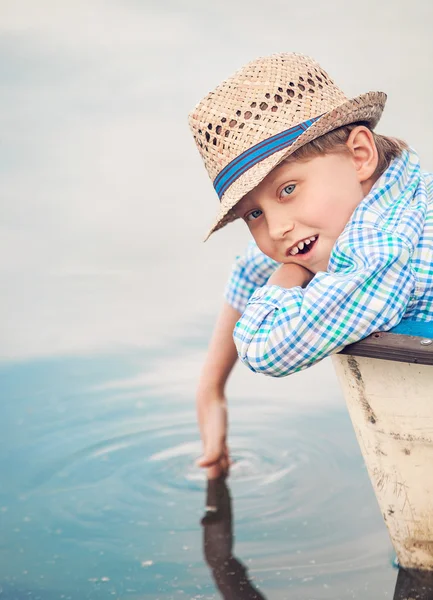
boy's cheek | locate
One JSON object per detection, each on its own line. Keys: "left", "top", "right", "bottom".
{"left": 251, "top": 235, "right": 273, "bottom": 260}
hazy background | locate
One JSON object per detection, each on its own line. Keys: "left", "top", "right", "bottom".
{"left": 1, "top": 2, "right": 433, "bottom": 598}
{"left": 1, "top": 0, "right": 432, "bottom": 362}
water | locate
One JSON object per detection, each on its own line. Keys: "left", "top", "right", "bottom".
{"left": 2, "top": 0, "right": 433, "bottom": 598}
{"left": 0, "top": 344, "right": 405, "bottom": 598}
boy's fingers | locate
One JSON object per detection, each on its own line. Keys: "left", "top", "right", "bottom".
{"left": 196, "top": 451, "right": 221, "bottom": 467}
{"left": 197, "top": 455, "right": 230, "bottom": 480}
{"left": 197, "top": 440, "right": 225, "bottom": 465}
{"left": 206, "top": 464, "right": 223, "bottom": 480}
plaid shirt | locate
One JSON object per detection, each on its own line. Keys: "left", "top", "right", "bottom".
{"left": 225, "top": 149, "right": 433, "bottom": 377}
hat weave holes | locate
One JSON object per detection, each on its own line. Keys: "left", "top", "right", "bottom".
{"left": 194, "top": 58, "right": 339, "bottom": 160}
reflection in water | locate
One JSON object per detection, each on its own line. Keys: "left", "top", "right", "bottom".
{"left": 202, "top": 477, "right": 433, "bottom": 600}
{"left": 202, "top": 476, "right": 267, "bottom": 599}
{"left": 394, "top": 567, "right": 433, "bottom": 600}
{"left": 2, "top": 349, "right": 423, "bottom": 597}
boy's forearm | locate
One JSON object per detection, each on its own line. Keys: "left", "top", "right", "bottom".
{"left": 267, "top": 263, "right": 314, "bottom": 289}
{"left": 197, "top": 302, "right": 241, "bottom": 397}
{"left": 234, "top": 233, "right": 414, "bottom": 378}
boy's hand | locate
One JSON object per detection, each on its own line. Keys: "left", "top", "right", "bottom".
{"left": 196, "top": 390, "right": 230, "bottom": 480}
{"left": 267, "top": 263, "right": 314, "bottom": 289}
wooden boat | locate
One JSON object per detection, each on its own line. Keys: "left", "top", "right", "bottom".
{"left": 332, "top": 319, "right": 433, "bottom": 571}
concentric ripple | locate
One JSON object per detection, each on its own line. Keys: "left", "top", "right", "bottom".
{"left": 1, "top": 350, "right": 395, "bottom": 599}
{"left": 25, "top": 397, "right": 386, "bottom": 565}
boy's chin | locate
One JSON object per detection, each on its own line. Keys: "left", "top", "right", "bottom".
{"left": 310, "top": 256, "right": 331, "bottom": 274}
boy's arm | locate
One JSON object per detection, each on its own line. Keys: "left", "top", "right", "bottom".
{"left": 234, "top": 228, "right": 416, "bottom": 377}
{"left": 197, "top": 241, "right": 279, "bottom": 480}
{"left": 196, "top": 302, "right": 240, "bottom": 480}
{"left": 196, "top": 266, "right": 311, "bottom": 480}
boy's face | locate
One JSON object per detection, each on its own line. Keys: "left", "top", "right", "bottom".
{"left": 235, "top": 151, "right": 366, "bottom": 273}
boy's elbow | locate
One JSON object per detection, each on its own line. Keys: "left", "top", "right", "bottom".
{"left": 233, "top": 309, "right": 301, "bottom": 377}
{"left": 234, "top": 335, "right": 292, "bottom": 378}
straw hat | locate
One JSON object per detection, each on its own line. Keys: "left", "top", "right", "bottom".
{"left": 188, "top": 53, "right": 386, "bottom": 240}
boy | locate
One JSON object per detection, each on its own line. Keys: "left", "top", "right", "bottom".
{"left": 188, "top": 53, "right": 433, "bottom": 480}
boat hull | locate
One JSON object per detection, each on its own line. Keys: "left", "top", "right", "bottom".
{"left": 332, "top": 354, "right": 433, "bottom": 570}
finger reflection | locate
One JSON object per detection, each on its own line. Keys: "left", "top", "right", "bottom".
{"left": 201, "top": 478, "right": 433, "bottom": 599}
{"left": 201, "top": 476, "right": 267, "bottom": 600}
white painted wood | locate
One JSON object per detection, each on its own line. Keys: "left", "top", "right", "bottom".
{"left": 332, "top": 354, "right": 433, "bottom": 570}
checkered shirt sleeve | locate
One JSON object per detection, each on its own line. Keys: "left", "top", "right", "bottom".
{"left": 224, "top": 240, "right": 279, "bottom": 313}
{"left": 233, "top": 227, "right": 415, "bottom": 377}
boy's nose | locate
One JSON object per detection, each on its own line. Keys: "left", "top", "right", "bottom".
{"left": 268, "top": 219, "right": 295, "bottom": 241}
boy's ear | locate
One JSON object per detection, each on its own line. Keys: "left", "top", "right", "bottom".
{"left": 346, "top": 126, "right": 379, "bottom": 184}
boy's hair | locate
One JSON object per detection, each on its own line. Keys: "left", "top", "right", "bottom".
{"left": 288, "top": 122, "right": 408, "bottom": 180}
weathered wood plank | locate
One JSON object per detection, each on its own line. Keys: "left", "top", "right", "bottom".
{"left": 340, "top": 331, "right": 433, "bottom": 365}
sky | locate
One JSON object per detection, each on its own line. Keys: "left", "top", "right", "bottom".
{"left": 0, "top": 0, "right": 432, "bottom": 360}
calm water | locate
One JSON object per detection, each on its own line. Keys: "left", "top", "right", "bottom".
{"left": 2, "top": 1, "right": 433, "bottom": 598}
{"left": 0, "top": 336, "right": 421, "bottom": 599}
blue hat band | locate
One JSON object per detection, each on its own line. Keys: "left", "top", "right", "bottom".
{"left": 213, "top": 115, "right": 323, "bottom": 200}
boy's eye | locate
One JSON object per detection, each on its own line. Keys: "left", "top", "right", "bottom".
{"left": 245, "top": 209, "right": 263, "bottom": 222}
{"left": 281, "top": 184, "right": 296, "bottom": 198}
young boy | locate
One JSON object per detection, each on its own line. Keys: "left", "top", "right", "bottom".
{"left": 188, "top": 53, "right": 433, "bottom": 480}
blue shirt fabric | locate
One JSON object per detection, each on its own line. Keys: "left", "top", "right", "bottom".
{"left": 224, "top": 149, "right": 433, "bottom": 377}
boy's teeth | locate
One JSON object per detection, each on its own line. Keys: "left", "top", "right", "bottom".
{"left": 289, "top": 236, "right": 317, "bottom": 256}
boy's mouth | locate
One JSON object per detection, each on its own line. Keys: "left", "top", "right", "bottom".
{"left": 287, "top": 235, "right": 318, "bottom": 257}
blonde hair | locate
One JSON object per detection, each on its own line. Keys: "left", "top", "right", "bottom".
{"left": 289, "top": 122, "right": 408, "bottom": 179}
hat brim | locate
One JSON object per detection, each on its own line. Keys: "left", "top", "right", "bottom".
{"left": 204, "top": 91, "right": 386, "bottom": 241}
